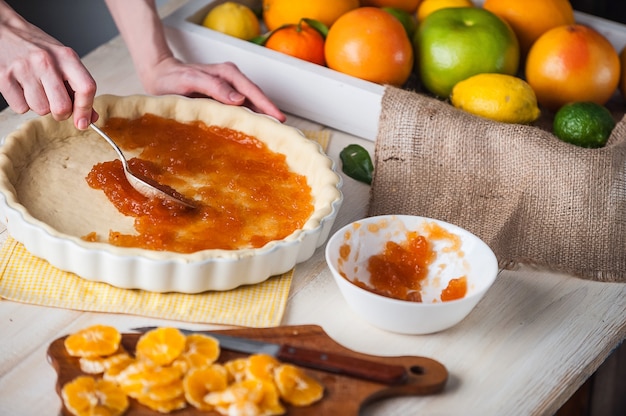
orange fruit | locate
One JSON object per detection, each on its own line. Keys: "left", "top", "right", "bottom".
{"left": 360, "top": 0, "right": 423, "bottom": 13}
{"left": 483, "top": 0, "right": 574, "bottom": 56}
{"left": 525, "top": 24, "right": 621, "bottom": 111}
{"left": 135, "top": 327, "right": 186, "bottom": 366}
{"left": 265, "top": 20, "right": 326, "bottom": 65}
{"left": 273, "top": 364, "right": 324, "bottom": 406}
{"left": 61, "top": 376, "right": 129, "bottom": 416}
{"left": 325, "top": 7, "right": 414, "bottom": 86}
{"left": 64, "top": 325, "right": 122, "bottom": 358}
{"left": 619, "top": 46, "right": 626, "bottom": 100}
{"left": 263, "top": 0, "right": 359, "bottom": 31}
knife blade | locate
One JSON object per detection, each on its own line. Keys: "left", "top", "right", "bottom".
{"left": 132, "top": 326, "right": 408, "bottom": 385}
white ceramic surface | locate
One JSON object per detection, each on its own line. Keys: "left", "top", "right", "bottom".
{"left": 325, "top": 215, "right": 499, "bottom": 334}
{"left": 0, "top": 95, "right": 343, "bottom": 293}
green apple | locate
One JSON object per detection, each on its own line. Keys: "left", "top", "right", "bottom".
{"left": 414, "top": 7, "right": 520, "bottom": 98}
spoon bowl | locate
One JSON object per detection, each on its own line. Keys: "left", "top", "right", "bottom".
{"left": 89, "top": 123, "right": 195, "bottom": 208}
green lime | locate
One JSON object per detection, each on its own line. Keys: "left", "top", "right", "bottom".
{"left": 552, "top": 102, "right": 616, "bottom": 148}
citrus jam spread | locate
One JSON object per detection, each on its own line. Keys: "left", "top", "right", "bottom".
{"left": 85, "top": 114, "right": 313, "bottom": 253}
{"left": 341, "top": 222, "right": 468, "bottom": 302}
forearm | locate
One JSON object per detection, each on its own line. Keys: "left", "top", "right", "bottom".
{"left": 104, "top": 0, "right": 174, "bottom": 85}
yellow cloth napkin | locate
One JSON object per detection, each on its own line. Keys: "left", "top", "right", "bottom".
{"left": 0, "top": 129, "right": 331, "bottom": 328}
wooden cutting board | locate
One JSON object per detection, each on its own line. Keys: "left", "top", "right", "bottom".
{"left": 48, "top": 325, "right": 448, "bottom": 415}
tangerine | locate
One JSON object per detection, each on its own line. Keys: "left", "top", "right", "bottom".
{"left": 274, "top": 364, "right": 324, "bottom": 407}
{"left": 262, "top": 0, "right": 359, "bottom": 31}
{"left": 135, "top": 327, "right": 186, "bottom": 366}
{"left": 61, "top": 376, "right": 129, "bottom": 416}
{"left": 325, "top": 7, "right": 414, "bottom": 86}
{"left": 525, "top": 24, "right": 621, "bottom": 111}
{"left": 265, "top": 20, "right": 326, "bottom": 65}
{"left": 483, "top": 0, "right": 574, "bottom": 56}
{"left": 361, "top": 0, "right": 423, "bottom": 13}
{"left": 64, "top": 325, "right": 122, "bottom": 358}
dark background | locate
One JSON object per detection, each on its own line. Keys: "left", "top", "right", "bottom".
{"left": 0, "top": 0, "right": 625, "bottom": 111}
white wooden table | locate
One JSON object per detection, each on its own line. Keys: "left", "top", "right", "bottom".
{"left": 0, "top": 2, "right": 625, "bottom": 415}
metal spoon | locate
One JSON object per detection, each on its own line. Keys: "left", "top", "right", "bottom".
{"left": 89, "top": 123, "right": 195, "bottom": 208}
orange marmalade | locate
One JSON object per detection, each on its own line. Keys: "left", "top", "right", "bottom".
{"left": 348, "top": 222, "right": 468, "bottom": 302}
{"left": 85, "top": 114, "right": 313, "bottom": 253}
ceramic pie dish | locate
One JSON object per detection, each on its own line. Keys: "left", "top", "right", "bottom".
{"left": 0, "top": 94, "right": 343, "bottom": 292}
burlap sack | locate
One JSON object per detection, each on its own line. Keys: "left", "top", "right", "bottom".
{"left": 369, "top": 86, "right": 626, "bottom": 282}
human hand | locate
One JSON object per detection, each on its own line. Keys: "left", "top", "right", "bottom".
{"left": 0, "top": 3, "right": 98, "bottom": 129}
{"left": 140, "top": 57, "right": 286, "bottom": 122}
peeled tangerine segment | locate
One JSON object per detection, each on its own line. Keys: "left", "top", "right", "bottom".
{"left": 64, "top": 325, "right": 122, "bottom": 358}
{"left": 183, "top": 364, "right": 229, "bottom": 411}
{"left": 179, "top": 333, "right": 221, "bottom": 370}
{"left": 274, "top": 364, "right": 324, "bottom": 406}
{"left": 205, "top": 379, "right": 285, "bottom": 416}
{"left": 245, "top": 353, "right": 280, "bottom": 381}
{"left": 135, "top": 327, "right": 186, "bottom": 366}
{"left": 61, "top": 375, "right": 129, "bottom": 416}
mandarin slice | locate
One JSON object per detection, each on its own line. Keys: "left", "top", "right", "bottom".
{"left": 135, "top": 327, "right": 186, "bottom": 366}
{"left": 180, "top": 333, "right": 221, "bottom": 369}
{"left": 135, "top": 393, "right": 187, "bottom": 414}
{"left": 79, "top": 349, "right": 131, "bottom": 374}
{"left": 257, "top": 379, "right": 286, "bottom": 416}
{"left": 224, "top": 358, "right": 249, "bottom": 383}
{"left": 64, "top": 325, "right": 122, "bottom": 358}
{"left": 183, "top": 364, "right": 229, "bottom": 411}
{"left": 273, "top": 364, "right": 324, "bottom": 406}
{"left": 205, "top": 379, "right": 266, "bottom": 408}
{"left": 118, "top": 364, "right": 184, "bottom": 399}
{"left": 61, "top": 375, "right": 129, "bottom": 416}
{"left": 103, "top": 357, "right": 143, "bottom": 384}
{"left": 245, "top": 354, "right": 280, "bottom": 382}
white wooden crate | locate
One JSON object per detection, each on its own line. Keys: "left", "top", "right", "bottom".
{"left": 163, "top": 0, "right": 626, "bottom": 142}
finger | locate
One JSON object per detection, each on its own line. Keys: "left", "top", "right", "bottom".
{"left": 0, "top": 80, "right": 30, "bottom": 114}
{"left": 61, "top": 59, "right": 97, "bottom": 130}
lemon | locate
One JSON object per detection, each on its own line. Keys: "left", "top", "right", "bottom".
{"left": 450, "top": 73, "right": 540, "bottom": 124}
{"left": 416, "top": 0, "right": 474, "bottom": 23}
{"left": 202, "top": 2, "right": 261, "bottom": 40}
{"left": 553, "top": 102, "right": 615, "bottom": 148}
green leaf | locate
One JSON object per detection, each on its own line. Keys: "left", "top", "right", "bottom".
{"left": 302, "top": 18, "right": 329, "bottom": 38}
{"left": 339, "top": 144, "right": 374, "bottom": 185}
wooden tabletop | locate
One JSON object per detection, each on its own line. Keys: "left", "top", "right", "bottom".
{"left": 0, "top": 2, "right": 625, "bottom": 415}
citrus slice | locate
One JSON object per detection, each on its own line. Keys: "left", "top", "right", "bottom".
{"left": 183, "top": 364, "right": 229, "bottom": 411}
{"left": 274, "top": 364, "right": 324, "bottom": 406}
{"left": 245, "top": 353, "right": 280, "bottom": 382}
{"left": 64, "top": 325, "right": 121, "bottom": 358}
{"left": 135, "top": 393, "right": 187, "bottom": 414}
{"left": 79, "top": 349, "right": 131, "bottom": 375}
{"left": 224, "top": 357, "right": 249, "bottom": 383}
{"left": 135, "top": 327, "right": 186, "bottom": 366}
{"left": 118, "top": 364, "right": 184, "bottom": 398}
{"left": 180, "top": 333, "right": 221, "bottom": 370}
{"left": 61, "top": 375, "right": 129, "bottom": 416}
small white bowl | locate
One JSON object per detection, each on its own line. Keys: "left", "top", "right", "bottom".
{"left": 325, "top": 215, "right": 499, "bottom": 334}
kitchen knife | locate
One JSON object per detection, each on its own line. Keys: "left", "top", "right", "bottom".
{"left": 132, "top": 326, "right": 408, "bottom": 385}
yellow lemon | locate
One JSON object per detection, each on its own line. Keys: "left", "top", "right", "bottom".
{"left": 416, "top": 0, "right": 474, "bottom": 23}
{"left": 450, "top": 73, "right": 540, "bottom": 124}
{"left": 202, "top": 2, "right": 261, "bottom": 40}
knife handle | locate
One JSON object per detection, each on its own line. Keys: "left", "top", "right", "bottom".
{"left": 277, "top": 344, "right": 408, "bottom": 385}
